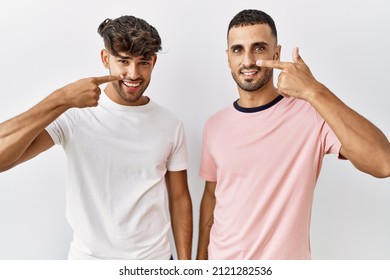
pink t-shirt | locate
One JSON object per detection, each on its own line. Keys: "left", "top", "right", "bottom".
{"left": 200, "top": 96, "right": 341, "bottom": 259}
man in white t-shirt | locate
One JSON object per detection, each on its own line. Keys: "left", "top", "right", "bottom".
{"left": 0, "top": 15, "right": 192, "bottom": 260}
{"left": 196, "top": 9, "right": 390, "bottom": 260}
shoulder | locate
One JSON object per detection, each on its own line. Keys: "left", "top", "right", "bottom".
{"left": 50, "top": 107, "right": 80, "bottom": 126}
{"left": 205, "top": 104, "right": 233, "bottom": 127}
{"left": 280, "top": 97, "right": 319, "bottom": 117}
{"left": 150, "top": 101, "right": 183, "bottom": 125}
{"left": 281, "top": 98, "right": 328, "bottom": 134}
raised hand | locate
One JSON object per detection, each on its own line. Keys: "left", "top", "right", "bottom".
{"left": 59, "top": 75, "right": 122, "bottom": 108}
{"left": 0, "top": 74, "right": 123, "bottom": 172}
{"left": 256, "top": 48, "right": 323, "bottom": 101}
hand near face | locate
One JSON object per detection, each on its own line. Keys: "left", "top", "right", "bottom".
{"left": 58, "top": 75, "right": 123, "bottom": 108}
{"left": 256, "top": 48, "right": 322, "bottom": 101}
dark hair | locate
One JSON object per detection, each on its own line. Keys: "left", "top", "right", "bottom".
{"left": 97, "top": 15, "right": 162, "bottom": 59}
{"left": 228, "top": 9, "right": 277, "bottom": 40}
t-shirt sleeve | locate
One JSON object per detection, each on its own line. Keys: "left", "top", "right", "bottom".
{"left": 319, "top": 118, "right": 342, "bottom": 157}
{"left": 199, "top": 123, "right": 217, "bottom": 182}
{"left": 166, "top": 121, "right": 189, "bottom": 171}
{"left": 45, "top": 109, "right": 78, "bottom": 147}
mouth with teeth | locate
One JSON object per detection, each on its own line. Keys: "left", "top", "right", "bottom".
{"left": 240, "top": 67, "right": 260, "bottom": 79}
{"left": 241, "top": 67, "right": 261, "bottom": 81}
{"left": 121, "top": 80, "right": 142, "bottom": 91}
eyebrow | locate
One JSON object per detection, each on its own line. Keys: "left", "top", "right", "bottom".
{"left": 116, "top": 54, "right": 131, "bottom": 60}
{"left": 252, "top": 42, "right": 269, "bottom": 48}
{"left": 230, "top": 44, "right": 242, "bottom": 51}
{"left": 230, "top": 41, "right": 269, "bottom": 51}
{"left": 116, "top": 54, "right": 151, "bottom": 61}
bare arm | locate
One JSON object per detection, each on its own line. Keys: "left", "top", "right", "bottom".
{"left": 165, "top": 170, "right": 193, "bottom": 260}
{"left": 309, "top": 84, "right": 390, "bottom": 177}
{"left": 196, "top": 180, "right": 216, "bottom": 260}
{"left": 0, "top": 75, "right": 121, "bottom": 172}
{"left": 257, "top": 48, "right": 390, "bottom": 178}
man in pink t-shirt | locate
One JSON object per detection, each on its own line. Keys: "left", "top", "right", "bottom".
{"left": 197, "top": 9, "right": 390, "bottom": 260}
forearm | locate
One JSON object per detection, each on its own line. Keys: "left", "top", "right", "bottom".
{"left": 170, "top": 195, "right": 193, "bottom": 260}
{"left": 0, "top": 75, "right": 116, "bottom": 171}
{"left": 196, "top": 191, "right": 215, "bottom": 260}
{"left": 0, "top": 90, "right": 69, "bottom": 170}
{"left": 196, "top": 217, "right": 212, "bottom": 260}
{"left": 309, "top": 84, "right": 390, "bottom": 177}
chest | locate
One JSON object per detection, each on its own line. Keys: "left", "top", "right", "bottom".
{"left": 207, "top": 109, "right": 321, "bottom": 175}
{"left": 66, "top": 110, "right": 174, "bottom": 170}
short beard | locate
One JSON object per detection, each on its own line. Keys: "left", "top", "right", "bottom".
{"left": 232, "top": 67, "right": 273, "bottom": 92}
{"left": 112, "top": 79, "right": 150, "bottom": 103}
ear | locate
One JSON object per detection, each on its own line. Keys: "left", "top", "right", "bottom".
{"left": 226, "top": 49, "right": 231, "bottom": 69}
{"left": 152, "top": 54, "right": 157, "bottom": 67}
{"left": 273, "top": 45, "right": 281, "bottom": 61}
{"left": 101, "top": 49, "right": 110, "bottom": 69}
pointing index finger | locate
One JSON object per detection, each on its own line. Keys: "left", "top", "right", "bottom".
{"left": 93, "top": 74, "right": 123, "bottom": 85}
{"left": 256, "top": 60, "right": 287, "bottom": 70}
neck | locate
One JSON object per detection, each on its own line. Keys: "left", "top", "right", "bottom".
{"left": 237, "top": 82, "right": 279, "bottom": 108}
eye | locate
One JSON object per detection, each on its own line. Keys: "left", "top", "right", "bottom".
{"left": 255, "top": 46, "right": 264, "bottom": 52}
{"left": 254, "top": 45, "right": 266, "bottom": 52}
{"left": 232, "top": 47, "right": 242, "bottom": 54}
{"left": 118, "top": 60, "right": 129, "bottom": 65}
{"left": 139, "top": 61, "right": 150, "bottom": 66}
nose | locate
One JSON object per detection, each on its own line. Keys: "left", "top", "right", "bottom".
{"left": 242, "top": 51, "right": 256, "bottom": 68}
{"left": 125, "top": 63, "right": 141, "bottom": 80}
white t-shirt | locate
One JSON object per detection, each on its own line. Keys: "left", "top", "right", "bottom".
{"left": 46, "top": 93, "right": 188, "bottom": 259}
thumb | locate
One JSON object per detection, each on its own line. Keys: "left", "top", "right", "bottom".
{"left": 293, "top": 47, "right": 304, "bottom": 64}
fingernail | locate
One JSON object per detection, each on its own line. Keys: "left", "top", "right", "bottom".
{"left": 256, "top": 60, "right": 263, "bottom": 66}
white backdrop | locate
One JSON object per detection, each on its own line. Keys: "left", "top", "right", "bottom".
{"left": 0, "top": 0, "right": 389, "bottom": 259}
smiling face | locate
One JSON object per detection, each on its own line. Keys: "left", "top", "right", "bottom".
{"left": 227, "top": 24, "right": 280, "bottom": 94}
{"left": 101, "top": 49, "right": 156, "bottom": 106}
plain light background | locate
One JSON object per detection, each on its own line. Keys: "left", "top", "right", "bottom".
{"left": 0, "top": 0, "right": 389, "bottom": 260}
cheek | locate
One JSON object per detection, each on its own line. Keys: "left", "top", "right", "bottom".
{"left": 228, "top": 58, "right": 239, "bottom": 71}
{"left": 255, "top": 52, "right": 272, "bottom": 60}
{"left": 140, "top": 68, "right": 153, "bottom": 78}
{"left": 109, "top": 66, "right": 127, "bottom": 76}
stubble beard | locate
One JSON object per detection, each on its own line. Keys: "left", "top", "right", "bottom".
{"left": 232, "top": 67, "right": 273, "bottom": 92}
{"left": 112, "top": 79, "right": 150, "bottom": 103}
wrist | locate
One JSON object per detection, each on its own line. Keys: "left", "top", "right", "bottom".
{"left": 305, "top": 82, "right": 328, "bottom": 104}
{"left": 49, "top": 88, "right": 73, "bottom": 111}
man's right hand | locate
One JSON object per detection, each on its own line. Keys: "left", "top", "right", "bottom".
{"left": 58, "top": 75, "right": 122, "bottom": 108}
{"left": 0, "top": 74, "right": 122, "bottom": 172}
